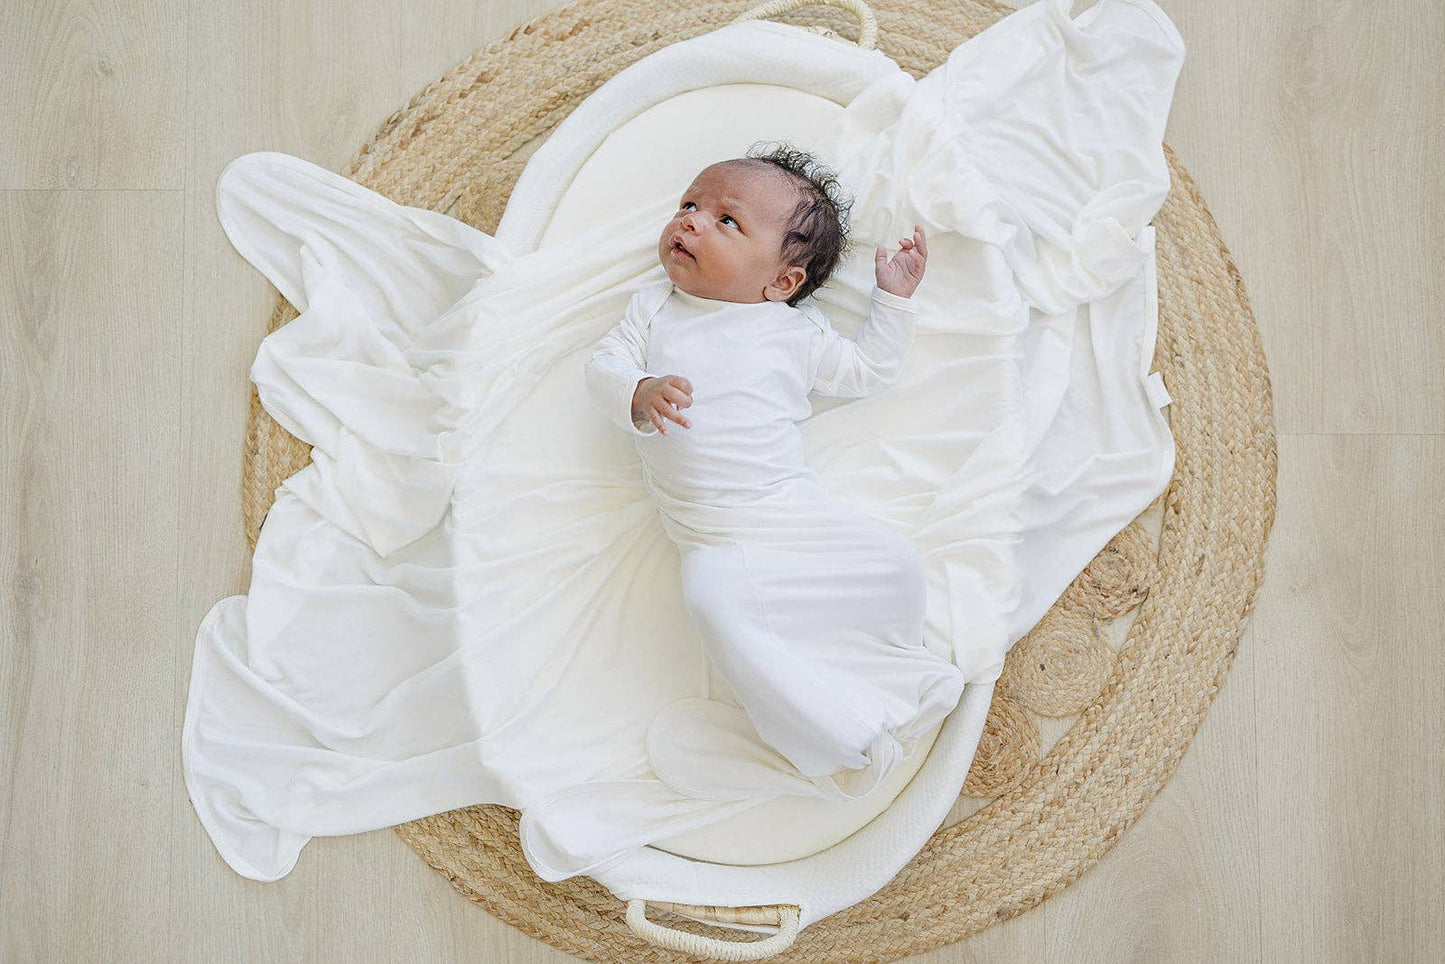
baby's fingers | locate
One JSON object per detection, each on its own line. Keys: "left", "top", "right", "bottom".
{"left": 662, "top": 383, "right": 693, "bottom": 410}
{"left": 656, "top": 398, "right": 691, "bottom": 430}
{"left": 661, "top": 386, "right": 692, "bottom": 429}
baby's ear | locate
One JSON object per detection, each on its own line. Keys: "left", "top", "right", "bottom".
{"left": 774, "top": 264, "right": 807, "bottom": 299}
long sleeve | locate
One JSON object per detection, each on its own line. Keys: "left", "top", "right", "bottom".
{"left": 808, "top": 286, "right": 918, "bottom": 397}
{"left": 586, "top": 294, "right": 669, "bottom": 437}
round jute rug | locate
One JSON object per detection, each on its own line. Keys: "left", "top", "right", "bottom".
{"left": 236, "top": 0, "right": 1278, "bottom": 959}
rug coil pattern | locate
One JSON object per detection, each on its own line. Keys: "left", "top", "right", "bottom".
{"left": 238, "top": 0, "right": 1278, "bottom": 959}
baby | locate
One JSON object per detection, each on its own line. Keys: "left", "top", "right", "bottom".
{"left": 585, "top": 143, "right": 963, "bottom": 792}
{"left": 634, "top": 148, "right": 925, "bottom": 435}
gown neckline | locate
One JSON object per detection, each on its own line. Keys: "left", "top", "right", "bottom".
{"left": 670, "top": 283, "right": 779, "bottom": 313}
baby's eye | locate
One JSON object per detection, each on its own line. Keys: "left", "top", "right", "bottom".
{"left": 680, "top": 202, "right": 736, "bottom": 228}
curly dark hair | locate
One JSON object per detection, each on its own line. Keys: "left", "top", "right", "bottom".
{"left": 719, "top": 140, "right": 855, "bottom": 307}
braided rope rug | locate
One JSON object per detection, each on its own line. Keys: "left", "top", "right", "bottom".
{"left": 236, "top": 0, "right": 1278, "bottom": 958}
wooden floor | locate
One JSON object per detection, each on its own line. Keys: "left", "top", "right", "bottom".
{"left": 1, "top": 0, "right": 1440, "bottom": 960}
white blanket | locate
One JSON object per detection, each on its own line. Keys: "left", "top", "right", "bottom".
{"left": 183, "top": 0, "right": 1183, "bottom": 884}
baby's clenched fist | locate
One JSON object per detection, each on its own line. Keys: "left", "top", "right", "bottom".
{"left": 632, "top": 375, "right": 693, "bottom": 434}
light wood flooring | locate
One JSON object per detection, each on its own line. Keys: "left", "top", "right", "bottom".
{"left": 1, "top": 0, "right": 1440, "bottom": 960}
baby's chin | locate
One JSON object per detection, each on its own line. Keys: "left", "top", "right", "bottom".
{"left": 661, "top": 253, "right": 694, "bottom": 285}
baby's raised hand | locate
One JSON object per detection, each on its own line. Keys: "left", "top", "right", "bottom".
{"left": 875, "top": 225, "right": 928, "bottom": 299}
{"left": 632, "top": 375, "right": 693, "bottom": 435}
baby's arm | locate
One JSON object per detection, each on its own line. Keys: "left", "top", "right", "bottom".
{"left": 807, "top": 286, "right": 918, "bottom": 397}
{"left": 586, "top": 298, "right": 669, "bottom": 437}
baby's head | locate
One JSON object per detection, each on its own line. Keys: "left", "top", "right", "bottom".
{"left": 660, "top": 141, "right": 853, "bottom": 307}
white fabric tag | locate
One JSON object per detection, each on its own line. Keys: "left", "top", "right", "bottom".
{"left": 1145, "top": 370, "right": 1172, "bottom": 409}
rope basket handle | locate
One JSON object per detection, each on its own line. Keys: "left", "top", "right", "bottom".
{"left": 626, "top": 899, "right": 802, "bottom": 960}
{"left": 733, "top": 0, "right": 879, "bottom": 50}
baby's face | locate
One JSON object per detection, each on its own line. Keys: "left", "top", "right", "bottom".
{"left": 658, "top": 161, "right": 807, "bottom": 304}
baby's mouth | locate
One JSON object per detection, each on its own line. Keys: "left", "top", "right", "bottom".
{"left": 671, "top": 239, "right": 694, "bottom": 260}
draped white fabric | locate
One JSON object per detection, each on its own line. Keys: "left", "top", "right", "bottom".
{"left": 183, "top": 0, "right": 1183, "bottom": 885}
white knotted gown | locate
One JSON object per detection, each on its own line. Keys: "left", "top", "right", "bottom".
{"left": 585, "top": 282, "right": 966, "bottom": 797}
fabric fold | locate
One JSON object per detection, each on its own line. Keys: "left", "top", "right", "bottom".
{"left": 218, "top": 152, "right": 503, "bottom": 558}
{"left": 812, "top": 0, "right": 1185, "bottom": 317}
